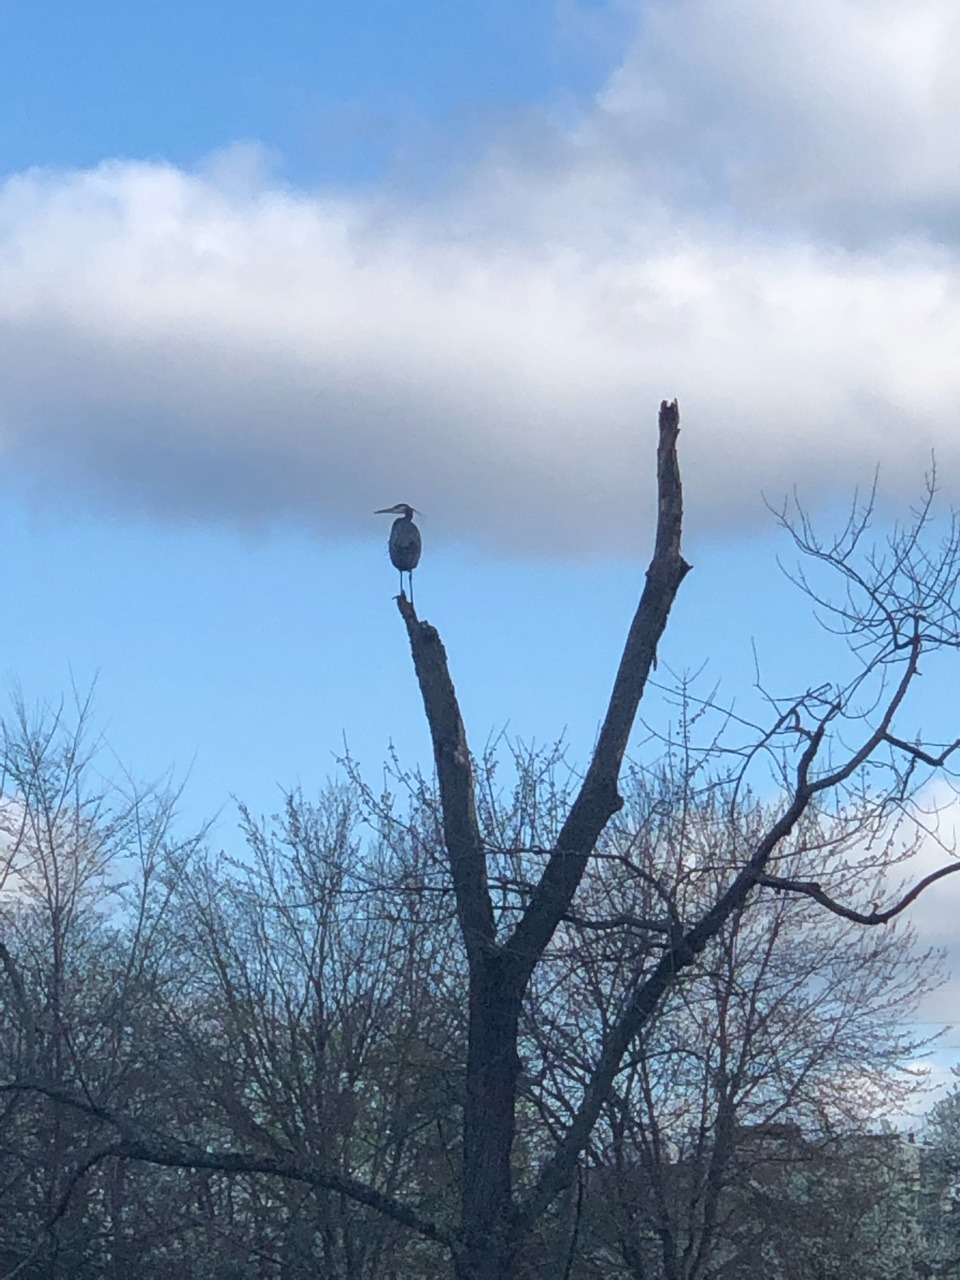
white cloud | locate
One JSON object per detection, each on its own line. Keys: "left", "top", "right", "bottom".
{"left": 2, "top": 3, "right": 960, "bottom": 555}
{"left": 598, "top": 0, "right": 960, "bottom": 236}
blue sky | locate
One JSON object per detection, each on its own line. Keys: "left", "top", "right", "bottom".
{"left": 0, "top": 0, "right": 637, "bottom": 817}
{"left": 4, "top": 0, "right": 960, "bottom": 1101}
{"left": 0, "top": 1, "right": 615, "bottom": 180}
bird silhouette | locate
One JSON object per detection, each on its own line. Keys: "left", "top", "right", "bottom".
{"left": 375, "top": 504, "right": 421, "bottom": 603}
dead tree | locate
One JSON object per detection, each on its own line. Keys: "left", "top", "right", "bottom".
{"left": 6, "top": 401, "right": 960, "bottom": 1280}
{"left": 395, "top": 400, "right": 689, "bottom": 1277}
{"left": 394, "top": 400, "right": 960, "bottom": 1279}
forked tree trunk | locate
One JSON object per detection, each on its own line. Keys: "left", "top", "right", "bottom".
{"left": 457, "top": 962, "right": 524, "bottom": 1279}
{"left": 398, "top": 402, "right": 690, "bottom": 1279}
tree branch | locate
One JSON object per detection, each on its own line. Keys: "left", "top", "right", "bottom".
{"left": 395, "top": 596, "right": 494, "bottom": 958}
{"left": 882, "top": 732, "right": 960, "bottom": 769}
{"left": 754, "top": 862, "right": 960, "bottom": 925}
{"left": 562, "top": 910, "right": 670, "bottom": 936}
{"left": 49, "top": 1142, "right": 126, "bottom": 1230}
{"left": 507, "top": 401, "right": 691, "bottom": 980}
{"left": 0, "top": 1080, "right": 456, "bottom": 1251}
{"left": 518, "top": 718, "right": 827, "bottom": 1231}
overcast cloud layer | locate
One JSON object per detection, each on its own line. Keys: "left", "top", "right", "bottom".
{"left": 3, "top": 0, "right": 960, "bottom": 555}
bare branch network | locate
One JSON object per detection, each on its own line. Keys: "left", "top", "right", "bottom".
{"left": 3, "top": 401, "right": 960, "bottom": 1280}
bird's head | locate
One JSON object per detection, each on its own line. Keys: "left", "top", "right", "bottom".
{"left": 375, "top": 503, "right": 416, "bottom": 520}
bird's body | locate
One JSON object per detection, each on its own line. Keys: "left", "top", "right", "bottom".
{"left": 375, "top": 503, "right": 421, "bottom": 602}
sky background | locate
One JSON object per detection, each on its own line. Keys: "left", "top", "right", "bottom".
{"left": 3, "top": 0, "right": 960, "bottom": 1115}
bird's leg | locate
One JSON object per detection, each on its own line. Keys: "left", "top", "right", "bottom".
{"left": 409, "top": 573, "right": 415, "bottom": 607}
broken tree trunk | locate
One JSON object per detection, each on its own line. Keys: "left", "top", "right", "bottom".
{"left": 396, "top": 401, "right": 689, "bottom": 1278}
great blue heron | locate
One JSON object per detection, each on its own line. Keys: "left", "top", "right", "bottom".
{"left": 375, "top": 504, "right": 421, "bottom": 602}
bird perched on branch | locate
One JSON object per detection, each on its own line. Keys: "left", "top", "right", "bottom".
{"left": 375, "top": 503, "right": 421, "bottom": 603}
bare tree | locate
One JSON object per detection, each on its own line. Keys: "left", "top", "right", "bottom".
{"left": 0, "top": 698, "right": 199, "bottom": 1278}
{"left": 4, "top": 402, "right": 960, "bottom": 1280}
{"left": 160, "top": 785, "right": 466, "bottom": 1277}
{"left": 0, "top": 717, "right": 466, "bottom": 1278}
{"left": 527, "top": 764, "right": 939, "bottom": 1279}
{"left": 388, "top": 402, "right": 960, "bottom": 1277}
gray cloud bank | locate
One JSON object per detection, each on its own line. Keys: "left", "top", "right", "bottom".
{"left": 2, "top": 0, "right": 960, "bottom": 555}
